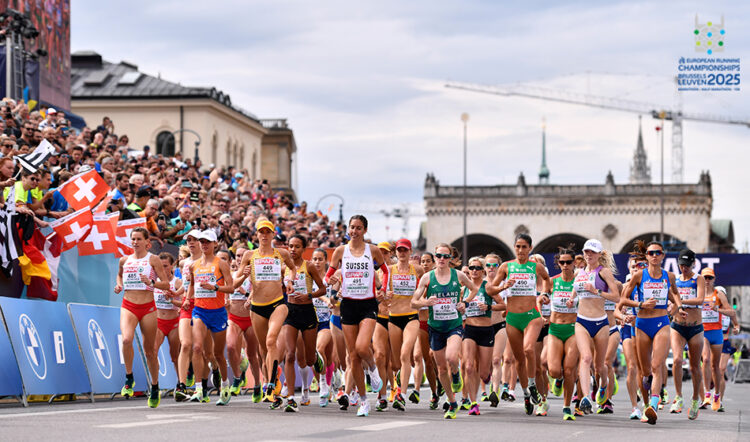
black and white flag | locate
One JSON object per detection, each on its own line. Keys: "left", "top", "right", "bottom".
{"left": 0, "top": 185, "right": 20, "bottom": 276}
{"left": 14, "top": 139, "right": 56, "bottom": 174}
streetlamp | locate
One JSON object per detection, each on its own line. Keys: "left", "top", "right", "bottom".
{"left": 656, "top": 113, "right": 665, "bottom": 244}
{"left": 461, "top": 112, "right": 469, "bottom": 266}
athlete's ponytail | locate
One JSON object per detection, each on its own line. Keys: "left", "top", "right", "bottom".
{"left": 598, "top": 250, "right": 618, "bottom": 275}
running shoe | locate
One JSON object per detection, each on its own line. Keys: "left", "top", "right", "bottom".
{"left": 349, "top": 393, "right": 359, "bottom": 406}
{"left": 240, "top": 357, "right": 249, "bottom": 374}
{"left": 596, "top": 399, "right": 613, "bottom": 414}
{"left": 551, "top": 377, "right": 564, "bottom": 397}
{"left": 270, "top": 396, "right": 283, "bottom": 410}
{"left": 459, "top": 398, "right": 471, "bottom": 410}
{"left": 644, "top": 405, "right": 657, "bottom": 425}
{"left": 310, "top": 377, "right": 319, "bottom": 393}
{"left": 437, "top": 380, "right": 445, "bottom": 397}
{"left": 369, "top": 369, "right": 383, "bottom": 393}
{"left": 642, "top": 377, "right": 652, "bottom": 398}
{"left": 332, "top": 370, "right": 343, "bottom": 390}
{"left": 660, "top": 387, "right": 668, "bottom": 406}
{"left": 613, "top": 376, "right": 619, "bottom": 396}
{"left": 239, "top": 372, "right": 247, "bottom": 389}
{"left": 409, "top": 390, "right": 420, "bottom": 404}
{"left": 280, "top": 385, "right": 288, "bottom": 398}
{"left": 120, "top": 379, "right": 135, "bottom": 398}
{"left": 711, "top": 394, "right": 721, "bottom": 411}
{"left": 375, "top": 398, "right": 387, "bottom": 411}
{"left": 529, "top": 385, "right": 542, "bottom": 405}
{"left": 630, "top": 407, "right": 642, "bottom": 420}
{"left": 395, "top": 369, "right": 402, "bottom": 388}
{"left": 174, "top": 385, "right": 189, "bottom": 402}
{"left": 301, "top": 389, "right": 311, "bottom": 406}
{"left": 717, "top": 404, "right": 725, "bottom": 413}
{"left": 274, "top": 366, "right": 283, "bottom": 395}
{"left": 489, "top": 390, "right": 499, "bottom": 408}
{"left": 320, "top": 382, "right": 330, "bottom": 402}
{"left": 393, "top": 393, "right": 406, "bottom": 411}
{"left": 357, "top": 400, "right": 370, "bottom": 417}
{"left": 230, "top": 377, "right": 242, "bottom": 396}
{"left": 524, "top": 396, "right": 534, "bottom": 415}
{"left": 451, "top": 371, "right": 463, "bottom": 393}
{"left": 263, "top": 384, "right": 275, "bottom": 402}
{"left": 252, "top": 386, "right": 262, "bottom": 403}
{"left": 536, "top": 400, "right": 549, "bottom": 416}
{"left": 468, "top": 402, "right": 480, "bottom": 416}
{"left": 365, "top": 373, "right": 372, "bottom": 393}
{"left": 579, "top": 396, "right": 593, "bottom": 415}
{"left": 670, "top": 396, "right": 683, "bottom": 414}
{"left": 444, "top": 404, "right": 457, "bottom": 419}
{"left": 574, "top": 407, "right": 584, "bottom": 417}
{"left": 335, "top": 389, "right": 344, "bottom": 401}
{"left": 443, "top": 401, "right": 451, "bottom": 412}
{"left": 700, "top": 397, "right": 710, "bottom": 409}
{"left": 338, "top": 393, "right": 350, "bottom": 411}
{"left": 313, "top": 351, "right": 325, "bottom": 373}
{"left": 595, "top": 386, "right": 607, "bottom": 405}
{"left": 388, "top": 387, "right": 397, "bottom": 403}
{"left": 217, "top": 386, "right": 231, "bottom": 406}
{"left": 563, "top": 407, "right": 576, "bottom": 421}
{"left": 190, "top": 389, "right": 210, "bottom": 403}
{"left": 480, "top": 391, "right": 489, "bottom": 402}
{"left": 186, "top": 373, "right": 195, "bottom": 388}
{"left": 148, "top": 387, "right": 161, "bottom": 408}
{"left": 211, "top": 369, "right": 221, "bottom": 392}
{"left": 507, "top": 391, "right": 516, "bottom": 402}
{"left": 429, "top": 394, "right": 440, "bottom": 410}
{"left": 319, "top": 391, "right": 330, "bottom": 407}
{"left": 285, "top": 397, "right": 299, "bottom": 412}
{"left": 500, "top": 386, "right": 510, "bottom": 402}
{"left": 688, "top": 400, "right": 699, "bottom": 420}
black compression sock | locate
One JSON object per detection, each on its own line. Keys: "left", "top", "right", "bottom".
{"left": 125, "top": 373, "right": 134, "bottom": 385}
{"left": 202, "top": 379, "right": 208, "bottom": 391}
{"left": 270, "top": 360, "right": 279, "bottom": 384}
{"left": 151, "top": 383, "right": 159, "bottom": 392}
{"left": 188, "top": 362, "right": 194, "bottom": 376}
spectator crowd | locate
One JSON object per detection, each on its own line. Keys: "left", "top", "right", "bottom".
{"left": 0, "top": 98, "right": 349, "bottom": 258}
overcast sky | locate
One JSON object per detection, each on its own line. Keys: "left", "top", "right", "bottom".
{"left": 73, "top": 0, "right": 750, "bottom": 250}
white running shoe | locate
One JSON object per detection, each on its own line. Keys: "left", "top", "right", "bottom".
{"left": 281, "top": 385, "right": 288, "bottom": 398}
{"left": 350, "top": 392, "right": 359, "bottom": 406}
{"left": 369, "top": 368, "right": 383, "bottom": 392}
{"left": 630, "top": 407, "right": 642, "bottom": 420}
{"left": 301, "top": 388, "right": 310, "bottom": 406}
{"left": 357, "top": 400, "right": 370, "bottom": 417}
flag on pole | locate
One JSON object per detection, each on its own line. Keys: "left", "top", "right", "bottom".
{"left": 48, "top": 208, "right": 93, "bottom": 252}
{"left": 58, "top": 168, "right": 110, "bottom": 211}
{"left": 0, "top": 185, "right": 20, "bottom": 276}
{"left": 78, "top": 213, "right": 118, "bottom": 256}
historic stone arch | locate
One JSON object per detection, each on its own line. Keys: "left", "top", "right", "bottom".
{"left": 450, "top": 234, "right": 514, "bottom": 262}
{"left": 533, "top": 233, "right": 588, "bottom": 254}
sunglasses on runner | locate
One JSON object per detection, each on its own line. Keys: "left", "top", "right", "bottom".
{"left": 704, "top": 276, "right": 715, "bottom": 281}
{"left": 558, "top": 260, "right": 573, "bottom": 265}
{"left": 636, "top": 262, "right": 647, "bottom": 268}
{"left": 647, "top": 250, "right": 663, "bottom": 256}
{"left": 468, "top": 265, "right": 483, "bottom": 271}
{"left": 435, "top": 253, "right": 451, "bottom": 260}
{"left": 485, "top": 263, "right": 499, "bottom": 268}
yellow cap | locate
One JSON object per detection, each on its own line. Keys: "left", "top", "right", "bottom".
{"left": 255, "top": 219, "right": 275, "bottom": 232}
{"left": 377, "top": 241, "right": 392, "bottom": 251}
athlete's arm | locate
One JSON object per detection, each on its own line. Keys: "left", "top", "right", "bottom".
{"left": 536, "top": 263, "right": 552, "bottom": 295}
{"left": 325, "top": 246, "right": 344, "bottom": 284}
{"left": 411, "top": 273, "right": 433, "bottom": 309}
{"left": 598, "top": 268, "right": 622, "bottom": 303}
{"left": 666, "top": 272, "right": 684, "bottom": 312}
{"left": 279, "top": 248, "right": 297, "bottom": 290}
{"left": 215, "top": 259, "right": 234, "bottom": 293}
{"left": 458, "top": 271, "right": 478, "bottom": 304}
{"left": 150, "top": 254, "right": 172, "bottom": 291}
{"left": 714, "top": 289, "right": 735, "bottom": 317}
{"left": 682, "top": 274, "right": 705, "bottom": 306}
{"left": 620, "top": 271, "right": 641, "bottom": 308}
{"left": 371, "top": 246, "right": 390, "bottom": 286}
{"left": 485, "top": 263, "right": 509, "bottom": 296}
{"left": 114, "top": 256, "right": 125, "bottom": 293}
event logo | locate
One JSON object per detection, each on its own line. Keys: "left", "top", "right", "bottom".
{"left": 87, "top": 319, "right": 112, "bottom": 379}
{"left": 694, "top": 15, "right": 725, "bottom": 55}
{"left": 19, "top": 314, "right": 47, "bottom": 380}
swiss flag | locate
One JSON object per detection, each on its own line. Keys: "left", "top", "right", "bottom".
{"left": 115, "top": 217, "right": 147, "bottom": 258}
{"left": 58, "top": 169, "right": 110, "bottom": 211}
{"left": 48, "top": 208, "right": 93, "bottom": 252}
{"left": 92, "top": 189, "right": 115, "bottom": 215}
{"left": 78, "top": 214, "right": 118, "bottom": 256}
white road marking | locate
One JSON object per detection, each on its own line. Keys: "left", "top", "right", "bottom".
{"left": 351, "top": 420, "right": 426, "bottom": 431}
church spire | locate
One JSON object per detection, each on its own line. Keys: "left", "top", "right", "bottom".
{"left": 629, "top": 115, "right": 651, "bottom": 184}
{"left": 539, "top": 117, "right": 550, "bottom": 184}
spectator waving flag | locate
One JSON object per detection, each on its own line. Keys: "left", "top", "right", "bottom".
{"left": 58, "top": 168, "right": 110, "bottom": 211}
{"left": 78, "top": 213, "right": 118, "bottom": 256}
{"left": 115, "top": 217, "right": 147, "bottom": 257}
{"left": 14, "top": 139, "right": 56, "bottom": 174}
{"left": 0, "top": 186, "right": 20, "bottom": 276}
{"left": 48, "top": 208, "right": 94, "bottom": 252}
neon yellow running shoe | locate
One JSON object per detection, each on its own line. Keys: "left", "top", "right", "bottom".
{"left": 121, "top": 380, "right": 135, "bottom": 398}
{"left": 147, "top": 388, "right": 161, "bottom": 408}
{"left": 451, "top": 370, "right": 463, "bottom": 393}
{"left": 444, "top": 405, "right": 457, "bottom": 419}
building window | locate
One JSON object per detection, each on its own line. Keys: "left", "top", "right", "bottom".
{"left": 226, "top": 140, "right": 231, "bottom": 167}
{"left": 239, "top": 144, "right": 245, "bottom": 169}
{"left": 211, "top": 132, "right": 217, "bottom": 165}
{"left": 251, "top": 150, "right": 257, "bottom": 179}
{"left": 156, "top": 131, "right": 175, "bottom": 157}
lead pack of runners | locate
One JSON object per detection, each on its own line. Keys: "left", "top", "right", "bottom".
{"left": 115, "top": 215, "right": 741, "bottom": 424}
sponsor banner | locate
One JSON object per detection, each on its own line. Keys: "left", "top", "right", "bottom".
{"left": 0, "top": 313, "right": 23, "bottom": 397}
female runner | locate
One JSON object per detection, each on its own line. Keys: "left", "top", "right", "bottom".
{"left": 619, "top": 256, "right": 647, "bottom": 420}
{"left": 412, "top": 243, "right": 478, "bottom": 419}
{"left": 570, "top": 239, "right": 621, "bottom": 415}
{"left": 174, "top": 231, "right": 203, "bottom": 401}
{"left": 114, "top": 227, "right": 172, "bottom": 408}
{"left": 153, "top": 253, "right": 182, "bottom": 386}
{"left": 373, "top": 242, "right": 393, "bottom": 411}
{"left": 413, "top": 252, "right": 440, "bottom": 409}
{"left": 237, "top": 218, "right": 296, "bottom": 406}
{"left": 325, "top": 215, "right": 389, "bottom": 417}
{"left": 486, "top": 253, "right": 515, "bottom": 407}
{"left": 699, "top": 268, "right": 734, "bottom": 412}
{"left": 310, "top": 248, "right": 335, "bottom": 406}
{"left": 621, "top": 240, "right": 684, "bottom": 425}
{"left": 486, "top": 234, "right": 552, "bottom": 415}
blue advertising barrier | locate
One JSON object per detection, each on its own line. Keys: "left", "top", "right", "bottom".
{"left": 135, "top": 327, "right": 179, "bottom": 389}
{"left": 57, "top": 250, "right": 120, "bottom": 306}
{"left": 0, "top": 297, "right": 91, "bottom": 405}
{"left": 0, "top": 314, "right": 24, "bottom": 399}
{"left": 68, "top": 303, "right": 150, "bottom": 395}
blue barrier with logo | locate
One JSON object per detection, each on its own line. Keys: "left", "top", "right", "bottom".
{"left": 0, "top": 297, "right": 90, "bottom": 397}
{"left": 68, "top": 303, "right": 150, "bottom": 395}
{"left": 0, "top": 314, "right": 23, "bottom": 397}
{"left": 135, "top": 328, "right": 178, "bottom": 389}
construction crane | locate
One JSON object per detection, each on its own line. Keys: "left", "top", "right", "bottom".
{"left": 445, "top": 81, "right": 750, "bottom": 183}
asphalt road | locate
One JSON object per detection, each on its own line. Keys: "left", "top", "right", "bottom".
{"left": 1, "top": 381, "right": 747, "bottom": 441}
